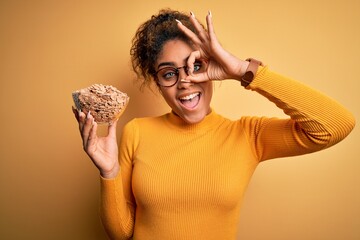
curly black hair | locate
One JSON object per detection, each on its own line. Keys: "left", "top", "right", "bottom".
{"left": 130, "top": 9, "right": 199, "bottom": 89}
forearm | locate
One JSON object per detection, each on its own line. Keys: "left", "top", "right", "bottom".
{"left": 248, "top": 66, "right": 355, "bottom": 148}
{"left": 100, "top": 173, "right": 135, "bottom": 239}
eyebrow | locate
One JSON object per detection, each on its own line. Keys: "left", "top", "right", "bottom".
{"left": 156, "top": 56, "right": 191, "bottom": 70}
{"left": 157, "top": 62, "right": 175, "bottom": 69}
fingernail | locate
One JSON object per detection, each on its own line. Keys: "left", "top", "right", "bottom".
{"left": 190, "top": 11, "right": 195, "bottom": 18}
{"left": 175, "top": 19, "right": 183, "bottom": 25}
{"left": 208, "top": 10, "right": 212, "bottom": 17}
{"left": 87, "top": 111, "right": 91, "bottom": 119}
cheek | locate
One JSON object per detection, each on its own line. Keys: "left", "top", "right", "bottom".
{"left": 203, "top": 82, "right": 213, "bottom": 101}
{"left": 160, "top": 88, "right": 177, "bottom": 105}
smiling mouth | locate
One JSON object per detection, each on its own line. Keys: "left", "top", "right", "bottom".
{"left": 179, "top": 92, "right": 200, "bottom": 109}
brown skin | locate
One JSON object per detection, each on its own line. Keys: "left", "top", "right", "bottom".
{"left": 72, "top": 106, "right": 119, "bottom": 178}
{"left": 73, "top": 11, "right": 249, "bottom": 178}
{"left": 155, "top": 39, "right": 213, "bottom": 124}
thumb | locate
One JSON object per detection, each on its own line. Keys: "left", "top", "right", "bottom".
{"left": 107, "top": 119, "right": 118, "bottom": 138}
{"left": 185, "top": 72, "right": 210, "bottom": 83}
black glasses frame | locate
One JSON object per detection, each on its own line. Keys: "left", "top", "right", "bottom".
{"left": 154, "top": 65, "right": 189, "bottom": 87}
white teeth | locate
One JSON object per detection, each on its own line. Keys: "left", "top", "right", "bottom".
{"left": 180, "top": 92, "right": 199, "bottom": 101}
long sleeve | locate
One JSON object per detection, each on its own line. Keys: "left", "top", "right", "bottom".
{"left": 245, "top": 66, "right": 355, "bottom": 161}
{"left": 96, "top": 66, "right": 355, "bottom": 240}
{"left": 99, "top": 120, "right": 139, "bottom": 239}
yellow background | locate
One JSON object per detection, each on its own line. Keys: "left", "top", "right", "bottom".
{"left": 1, "top": 0, "right": 359, "bottom": 239}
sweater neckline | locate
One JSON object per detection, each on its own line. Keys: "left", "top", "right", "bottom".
{"left": 164, "top": 109, "right": 223, "bottom": 133}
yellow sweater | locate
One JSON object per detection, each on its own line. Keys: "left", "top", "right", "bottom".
{"left": 100, "top": 66, "right": 355, "bottom": 240}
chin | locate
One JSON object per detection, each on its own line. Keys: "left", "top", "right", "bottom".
{"left": 181, "top": 112, "right": 206, "bottom": 124}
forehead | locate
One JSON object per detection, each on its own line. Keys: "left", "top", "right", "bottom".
{"left": 156, "top": 39, "right": 194, "bottom": 68}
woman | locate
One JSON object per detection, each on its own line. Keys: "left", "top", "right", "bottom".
{"left": 73, "top": 9, "right": 355, "bottom": 240}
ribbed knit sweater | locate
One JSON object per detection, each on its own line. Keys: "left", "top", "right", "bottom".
{"left": 100, "top": 66, "right": 355, "bottom": 240}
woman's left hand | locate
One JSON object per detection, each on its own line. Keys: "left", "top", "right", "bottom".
{"left": 177, "top": 11, "right": 248, "bottom": 82}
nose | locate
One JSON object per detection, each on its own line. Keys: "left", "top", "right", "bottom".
{"left": 176, "top": 66, "right": 192, "bottom": 88}
{"left": 177, "top": 66, "right": 188, "bottom": 80}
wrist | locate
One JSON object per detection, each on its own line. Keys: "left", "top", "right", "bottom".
{"left": 239, "top": 58, "right": 263, "bottom": 87}
{"left": 100, "top": 163, "right": 120, "bottom": 179}
{"left": 232, "top": 60, "right": 249, "bottom": 81}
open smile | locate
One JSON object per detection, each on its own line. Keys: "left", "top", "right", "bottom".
{"left": 178, "top": 92, "right": 201, "bottom": 110}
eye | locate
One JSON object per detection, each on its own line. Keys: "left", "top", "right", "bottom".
{"left": 193, "top": 62, "right": 202, "bottom": 72}
{"left": 163, "top": 70, "right": 176, "bottom": 79}
{"left": 158, "top": 67, "right": 177, "bottom": 80}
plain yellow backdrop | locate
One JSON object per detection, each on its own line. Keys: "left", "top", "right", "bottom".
{"left": 0, "top": 0, "right": 359, "bottom": 239}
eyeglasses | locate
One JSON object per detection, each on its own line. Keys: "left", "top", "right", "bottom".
{"left": 154, "top": 62, "right": 204, "bottom": 87}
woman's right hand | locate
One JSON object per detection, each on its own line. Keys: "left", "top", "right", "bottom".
{"left": 177, "top": 11, "right": 249, "bottom": 83}
{"left": 72, "top": 106, "right": 120, "bottom": 179}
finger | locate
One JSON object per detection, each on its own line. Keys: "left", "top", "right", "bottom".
{"left": 86, "top": 120, "right": 98, "bottom": 151}
{"left": 189, "top": 12, "right": 209, "bottom": 43}
{"left": 206, "top": 11, "right": 223, "bottom": 55}
{"left": 81, "top": 111, "right": 94, "bottom": 147}
{"left": 185, "top": 72, "right": 210, "bottom": 83}
{"left": 186, "top": 50, "right": 201, "bottom": 76}
{"left": 72, "top": 106, "right": 80, "bottom": 122}
{"left": 78, "top": 110, "right": 86, "bottom": 131}
{"left": 108, "top": 119, "right": 118, "bottom": 139}
{"left": 206, "top": 11, "right": 217, "bottom": 43}
{"left": 176, "top": 19, "right": 202, "bottom": 45}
